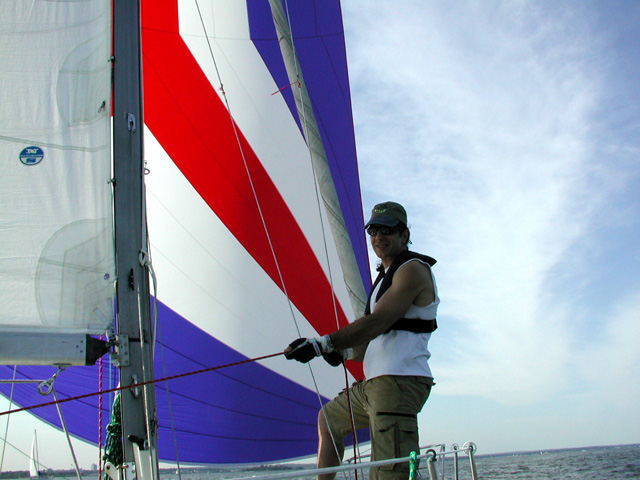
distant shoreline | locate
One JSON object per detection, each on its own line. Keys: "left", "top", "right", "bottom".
{"left": 474, "top": 442, "right": 640, "bottom": 459}
{"left": 3, "top": 443, "right": 637, "bottom": 478}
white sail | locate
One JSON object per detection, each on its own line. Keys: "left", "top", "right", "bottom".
{"left": 0, "top": 1, "right": 115, "bottom": 362}
{"left": 29, "top": 431, "right": 39, "bottom": 478}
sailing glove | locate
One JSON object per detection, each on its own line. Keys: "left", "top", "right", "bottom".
{"left": 322, "top": 347, "right": 356, "bottom": 366}
{"left": 285, "top": 335, "right": 333, "bottom": 363}
{"left": 322, "top": 350, "right": 345, "bottom": 367}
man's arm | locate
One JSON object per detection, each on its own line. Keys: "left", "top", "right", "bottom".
{"left": 329, "top": 260, "right": 434, "bottom": 351}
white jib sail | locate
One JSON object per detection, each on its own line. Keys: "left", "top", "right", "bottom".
{"left": 0, "top": 1, "right": 115, "bottom": 344}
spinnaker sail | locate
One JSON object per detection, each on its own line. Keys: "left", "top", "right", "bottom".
{"left": 0, "top": 0, "right": 369, "bottom": 465}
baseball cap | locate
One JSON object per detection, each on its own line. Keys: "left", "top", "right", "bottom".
{"left": 364, "top": 201, "right": 408, "bottom": 228}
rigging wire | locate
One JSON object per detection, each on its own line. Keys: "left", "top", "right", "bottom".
{"left": 135, "top": 0, "right": 364, "bottom": 472}
{"left": 176, "top": 0, "right": 309, "bottom": 469}
{"left": 0, "top": 352, "right": 285, "bottom": 418}
{"left": 280, "top": 0, "right": 343, "bottom": 349}
{"left": 0, "top": 433, "right": 57, "bottom": 477}
{"left": 278, "top": 1, "right": 364, "bottom": 477}
{"left": 156, "top": 319, "right": 183, "bottom": 479}
{"left": 135, "top": 164, "right": 158, "bottom": 460}
{"left": 98, "top": 352, "right": 104, "bottom": 480}
{"left": 0, "top": 366, "right": 17, "bottom": 473}
{"left": 189, "top": 1, "right": 342, "bottom": 443}
{"left": 52, "top": 389, "right": 83, "bottom": 480}
{"left": 274, "top": 6, "right": 354, "bottom": 475}
{"left": 191, "top": 0, "right": 302, "bottom": 335}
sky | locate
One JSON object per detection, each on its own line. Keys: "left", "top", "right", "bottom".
{"left": 1, "top": 0, "right": 639, "bottom": 473}
{"left": 343, "top": 0, "right": 640, "bottom": 455}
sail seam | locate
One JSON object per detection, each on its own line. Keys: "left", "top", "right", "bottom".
{"left": 0, "top": 134, "right": 109, "bottom": 152}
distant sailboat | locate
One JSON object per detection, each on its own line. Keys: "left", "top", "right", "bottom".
{"left": 29, "top": 431, "right": 39, "bottom": 478}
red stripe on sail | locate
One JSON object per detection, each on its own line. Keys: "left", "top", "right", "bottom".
{"left": 141, "top": 0, "right": 363, "bottom": 380}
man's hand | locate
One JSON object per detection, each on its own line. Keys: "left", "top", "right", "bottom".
{"left": 322, "top": 350, "right": 344, "bottom": 367}
{"left": 285, "top": 335, "right": 333, "bottom": 363}
{"left": 322, "top": 347, "right": 356, "bottom": 367}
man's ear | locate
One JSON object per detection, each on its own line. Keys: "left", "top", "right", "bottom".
{"left": 401, "top": 228, "right": 410, "bottom": 246}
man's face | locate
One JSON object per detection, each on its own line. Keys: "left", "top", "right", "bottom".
{"left": 367, "top": 225, "right": 407, "bottom": 261}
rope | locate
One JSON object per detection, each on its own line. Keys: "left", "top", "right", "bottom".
{"left": 192, "top": 0, "right": 302, "bottom": 336}
{"left": 98, "top": 353, "right": 104, "bottom": 480}
{"left": 271, "top": 79, "right": 301, "bottom": 96}
{"left": 343, "top": 369, "right": 361, "bottom": 479}
{"left": 277, "top": 2, "right": 362, "bottom": 477}
{"left": 408, "top": 451, "right": 418, "bottom": 480}
{"left": 188, "top": 8, "right": 341, "bottom": 463}
{"left": 0, "top": 352, "right": 284, "bottom": 417}
{"left": 103, "top": 393, "right": 123, "bottom": 474}
{"left": 189, "top": 4, "right": 360, "bottom": 477}
{"left": 156, "top": 320, "right": 182, "bottom": 480}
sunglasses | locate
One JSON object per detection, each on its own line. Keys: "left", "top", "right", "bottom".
{"left": 366, "top": 226, "right": 398, "bottom": 236}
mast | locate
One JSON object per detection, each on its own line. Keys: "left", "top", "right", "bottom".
{"left": 112, "top": 0, "right": 159, "bottom": 478}
{"left": 267, "top": 0, "right": 367, "bottom": 318}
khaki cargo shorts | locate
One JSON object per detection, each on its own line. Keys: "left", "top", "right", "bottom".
{"left": 321, "top": 375, "right": 433, "bottom": 480}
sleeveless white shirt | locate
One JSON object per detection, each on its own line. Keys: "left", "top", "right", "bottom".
{"left": 363, "top": 258, "right": 439, "bottom": 379}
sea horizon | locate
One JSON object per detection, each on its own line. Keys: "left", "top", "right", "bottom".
{"left": 3, "top": 442, "right": 638, "bottom": 478}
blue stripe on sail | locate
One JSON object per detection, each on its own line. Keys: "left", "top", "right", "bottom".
{"left": 152, "top": 299, "right": 326, "bottom": 463}
{"left": 247, "top": 0, "right": 370, "bottom": 287}
{"left": 0, "top": 364, "right": 115, "bottom": 449}
{"left": 0, "top": 298, "right": 333, "bottom": 464}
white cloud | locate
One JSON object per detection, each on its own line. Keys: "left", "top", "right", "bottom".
{"left": 575, "top": 293, "right": 640, "bottom": 410}
{"left": 344, "top": 1, "right": 631, "bottom": 406}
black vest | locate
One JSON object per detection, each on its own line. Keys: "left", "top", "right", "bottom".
{"left": 364, "top": 250, "right": 438, "bottom": 334}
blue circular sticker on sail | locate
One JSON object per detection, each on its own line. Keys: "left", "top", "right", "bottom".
{"left": 19, "top": 146, "right": 44, "bottom": 166}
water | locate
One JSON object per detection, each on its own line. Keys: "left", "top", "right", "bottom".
{"left": 157, "top": 444, "right": 640, "bottom": 480}
{"left": 6, "top": 444, "right": 638, "bottom": 480}
{"left": 462, "top": 444, "right": 640, "bottom": 480}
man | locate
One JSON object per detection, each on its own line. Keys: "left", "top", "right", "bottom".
{"left": 285, "top": 201, "right": 439, "bottom": 480}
